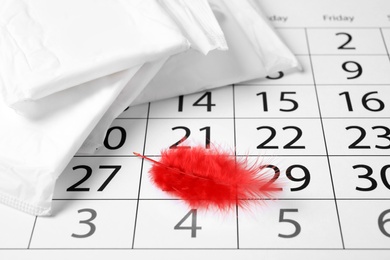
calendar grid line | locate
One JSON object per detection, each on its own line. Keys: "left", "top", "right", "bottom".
{"left": 304, "top": 27, "right": 346, "bottom": 249}
{"left": 50, "top": 198, "right": 390, "bottom": 201}
{"left": 275, "top": 26, "right": 390, "bottom": 30}
{"left": 243, "top": 154, "right": 390, "bottom": 157}
{"left": 137, "top": 153, "right": 390, "bottom": 157}
{"left": 379, "top": 28, "right": 390, "bottom": 62}
{"left": 106, "top": 116, "right": 390, "bottom": 121}
{"left": 27, "top": 216, "right": 37, "bottom": 250}
{"left": 237, "top": 117, "right": 390, "bottom": 119}
{"left": 131, "top": 102, "right": 151, "bottom": 249}
{"left": 5, "top": 247, "right": 390, "bottom": 251}
{"left": 240, "top": 83, "right": 390, "bottom": 86}
{"left": 147, "top": 116, "right": 390, "bottom": 119}
{"left": 8, "top": 247, "right": 390, "bottom": 250}
{"left": 263, "top": 53, "right": 390, "bottom": 56}
{"left": 301, "top": 54, "right": 389, "bottom": 56}
{"left": 74, "top": 154, "right": 390, "bottom": 158}
{"left": 232, "top": 84, "right": 241, "bottom": 250}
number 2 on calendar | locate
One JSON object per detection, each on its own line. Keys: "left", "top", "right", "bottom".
{"left": 336, "top": 32, "right": 355, "bottom": 50}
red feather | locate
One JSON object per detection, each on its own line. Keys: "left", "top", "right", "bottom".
{"left": 134, "top": 146, "right": 281, "bottom": 211}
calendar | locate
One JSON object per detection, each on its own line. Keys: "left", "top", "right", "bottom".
{"left": 2, "top": 0, "right": 390, "bottom": 259}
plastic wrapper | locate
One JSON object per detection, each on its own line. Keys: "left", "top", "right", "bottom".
{"left": 0, "top": 0, "right": 300, "bottom": 216}
{"left": 133, "top": 0, "right": 301, "bottom": 104}
{"left": 0, "top": 0, "right": 191, "bottom": 108}
{"left": 81, "top": 0, "right": 301, "bottom": 153}
{"left": 0, "top": 0, "right": 223, "bottom": 215}
{"left": 78, "top": 0, "right": 227, "bottom": 153}
{"left": 0, "top": 68, "right": 140, "bottom": 215}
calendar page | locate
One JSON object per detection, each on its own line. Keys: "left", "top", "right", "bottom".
{"left": 2, "top": 0, "right": 390, "bottom": 259}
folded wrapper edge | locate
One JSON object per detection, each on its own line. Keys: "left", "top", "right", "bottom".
{"left": 0, "top": 161, "right": 55, "bottom": 216}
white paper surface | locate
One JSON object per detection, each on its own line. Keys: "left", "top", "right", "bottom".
{"left": 1, "top": 0, "right": 390, "bottom": 259}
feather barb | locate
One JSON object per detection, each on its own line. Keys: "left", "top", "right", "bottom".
{"left": 134, "top": 147, "right": 281, "bottom": 211}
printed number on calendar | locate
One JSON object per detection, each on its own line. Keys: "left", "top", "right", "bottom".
{"left": 379, "top": 209, "right": 390, "bottom": 237}
{"left": 178, "top": 92, "right": 215, "bottom": 112}
{"left": 72, "top": 208, "right": 97, "bottom": 238}
{"left": 104, "top": 126, "right": 127, "bottom": 150}
{"left": 67, "top": 165, "right": 121, "bottom": 192}
{"left": 278, "top": 209, "right": 301, "bottom": 238}
{"left": 336, "top": 32, "right": 355, "bottom": 50}
{"left": 170, "top": 126, "right": 211, "bottom": 149}
{"left": 266, "top": 71, "right": 284, "bottom": 80}
{"left": 342, "top": 61, "right": 362, "bottom": 79}
{"left": 257, "top": 126, "right": 305, "bottom": 149}
{"left": 339, "top": 91, "right": 385, "bottom": 112}
{"left": 352, "top": 164, "right": 390, "bottom": 191}
{"left": 257, "top": 91, "right": 298, "bottom": 112}
{"left": 265, "top": 164, "right": 310, "bottom": 192}
{"left": 346, "top": 126, "right": 390, "bottom": 149}
{"left": 174, "top": 209, "right": 202, "bottom": 238}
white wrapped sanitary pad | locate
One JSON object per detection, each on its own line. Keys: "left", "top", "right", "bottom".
{"left": 133, "top": 0, "right": 301, "bottom": 104}
{"left": 0, "top": 0, "right": 301, "bottom": 216}
{"left": 0, "top": 0, "right": 190, "bottom": 107}
{"left": 78, "top": 0, "right": 228, "bottom": 153}
{"left": 81, "top": 0, "right": 301, "bottom": 153}
{"left": 0, "top": 68, "right": 140, "bottom": 215}
{"left": 0, "top": 0, "right": 222, "bottom": 215}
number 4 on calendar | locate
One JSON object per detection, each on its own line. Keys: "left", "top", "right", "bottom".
{"left": 174, "top": 209, "right": 202, "bottom": 238}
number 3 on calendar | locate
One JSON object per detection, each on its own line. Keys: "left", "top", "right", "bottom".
{"left": 71, "top": 208, "right": 97, "bottom": 238}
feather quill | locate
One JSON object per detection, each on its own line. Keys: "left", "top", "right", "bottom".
{"left": 134, "top": 146, "right": 281, "bottom": 211}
